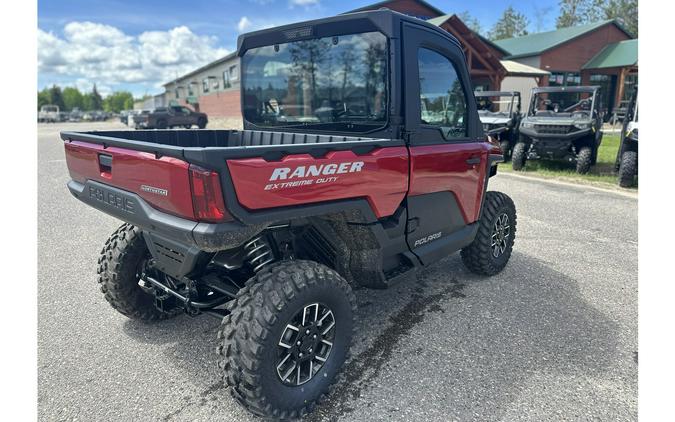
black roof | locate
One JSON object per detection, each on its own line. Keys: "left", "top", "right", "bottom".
{"left": 237, "top": 9, "right": 461, "bottom": 54}
{"left": 532, "top": 86, "right": 601, "bottom": 94}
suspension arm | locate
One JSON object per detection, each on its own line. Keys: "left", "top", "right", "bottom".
{"left": 144, "top": 275, "right": 231, "bottom": 309}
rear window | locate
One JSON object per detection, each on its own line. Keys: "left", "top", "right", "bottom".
{"left": 241, "top": 31, "right": 388, "bottom": 133}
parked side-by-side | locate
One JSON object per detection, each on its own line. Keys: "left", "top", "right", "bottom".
{"left": 475, "top": 91, "right": 522, "bottom": 160}
{"left": 513, "top": 86, "right": 604, "bottom": 174}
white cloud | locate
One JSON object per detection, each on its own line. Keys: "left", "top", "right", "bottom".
{"left": 291, "top": 0, "right": 319, "bottom": 6}
{"left": 38, "top": 21, "right": 229, "bottom": 93}
{"left": 237, "top": 16, "right": 252, "bottom": 33}
{"left": 290, "top": 0, "right": 319, "bottom": 5}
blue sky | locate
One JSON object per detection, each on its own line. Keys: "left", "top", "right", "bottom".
{"left": 38, "top": 0, "right": 560, "bottom": 97}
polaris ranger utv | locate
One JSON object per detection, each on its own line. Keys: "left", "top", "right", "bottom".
{"left": 474, "top": 91, "right": 522, "bottom": 160}
{"left": 515, "top": 86, "right": 604, "bottom": 174}
{"left": 615, "top": 87, "right": 638, "bottom": 187}
{"left": 61, "top": 10, "right": 516, "bottom": 419}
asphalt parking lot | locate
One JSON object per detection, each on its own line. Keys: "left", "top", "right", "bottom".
{"left": 38, "top": 122, "right": 638, "bottom": 421}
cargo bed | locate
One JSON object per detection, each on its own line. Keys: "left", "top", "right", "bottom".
{"left": 62, "top": 129, "right": 408, "bottom": 251}
{"left": 60, "top": 129, "right": 397, "bottom": 164}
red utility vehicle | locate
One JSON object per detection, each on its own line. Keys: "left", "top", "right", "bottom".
{"left": 62, "top": 10, "right": 516, "bottom": 419}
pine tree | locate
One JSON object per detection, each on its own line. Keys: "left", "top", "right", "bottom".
{"left": 48, "top": 85, "right": 65, "bottom": 110}
{"left": 90, "top": 84, "right": 103, "bottom": 110}
{"left": 557, "top": 0, "right": 607, "bottom": 28}
{"left": 604, "top": 0, "right": 638, "bottom": 36}
{"left": 489, "top": 6, "right": 530, "bottom": 40}
{"left": 458, "top": 11, "right": 483, "bottom": 35}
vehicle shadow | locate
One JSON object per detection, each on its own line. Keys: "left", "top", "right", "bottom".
{"left": 122, "top": 250, "right": 624, "bottom": 421}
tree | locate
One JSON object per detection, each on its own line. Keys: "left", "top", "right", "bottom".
{"left": 103, "top": 91, "right": 134, "bottom": 113}
{"left": 62, "top": 87, "right": 84, "bottom": 111}
{"left": 604, "top": 0, "right": 638, "bottom": 36}
{"left": 37, "top": 88, "right": 50, "bottom": 111}
{"left": 90, "top": 84, "right": 103, "bottom": 110}
{"left": 458, "top": 11, "right": 482, "bottom": 35}
{"left": 123, "top": 96, "right": 134, "bottom": 111}
{"left": 48, "top": 85, "right": 65, "bottom": 110}
{"left": 81, "top": 84, "right": 104, "bottom": 111}
{"left": 557, "top": 0, "right": 606, "bottom": 28}
{"left": 489, "top": 6, "right": 530, "bottom": 40}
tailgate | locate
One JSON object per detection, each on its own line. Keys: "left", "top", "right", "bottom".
{"left": 64, "top": 140, "right": 195, "bottom": 219}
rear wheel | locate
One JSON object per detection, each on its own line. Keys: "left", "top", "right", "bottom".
{"left": 97, "top": 223, "right": 180, "bottom": 321}
{"left": 618, "top": 150, "right": 637, "bottom": 187}
{"left": 217, "top": 260, "right": 356, "bottom": 419}
{"left": 511, "top": 142, "right": 527, "bottom": 171}
{"left": 576, "top": 146, "right": 593, "bottom": 174}
{"left": 461, "top": 191, "right": 517, "bottom": 276}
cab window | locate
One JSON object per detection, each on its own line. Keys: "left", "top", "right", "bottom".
{"left": 418, "top": 48, "right": 467, "bottom": 138}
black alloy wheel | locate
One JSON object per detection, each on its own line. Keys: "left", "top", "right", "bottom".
{"left": 276, "top": 303, "right": 336, "bottom": 386}
{"left": 491, "top": 213, "right": 511, "bottom": 258}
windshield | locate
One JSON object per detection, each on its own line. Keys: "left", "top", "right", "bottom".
{"left": 529, "top": 90, "right": 595, "bottom": 117}
{"left": 241, "top": 32, "right": 388, "bottom": 132}
{"left": 475, "top": 95, "right": 515, "bottom": 117}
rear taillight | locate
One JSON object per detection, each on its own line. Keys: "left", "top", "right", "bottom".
{"left": 188, "top": 164, "right": 231, "bottom": 222}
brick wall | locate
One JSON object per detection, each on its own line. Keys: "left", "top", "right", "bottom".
{"left": 540, "top": 24, "right": 630, "bottom": 72}
{"left": 194, "top": 90, "right": 242, "bottom": 119}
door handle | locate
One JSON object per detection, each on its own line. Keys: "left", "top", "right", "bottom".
{"left": 466, "top": 157, "right": 481, "bottom": 165}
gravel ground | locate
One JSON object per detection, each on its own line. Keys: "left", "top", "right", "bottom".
{"left": 38, "top": 122, "right": 637, "bottom": 421}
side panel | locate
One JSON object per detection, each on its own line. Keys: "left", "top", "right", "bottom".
{"left": 64, "top": 140, "right": 195, "bottom": 219}
{"left": 408, "top": 142, "right": 492, "bottom": 224}
{"left": 226, "top": 147, "right": 409, "bottom": 218}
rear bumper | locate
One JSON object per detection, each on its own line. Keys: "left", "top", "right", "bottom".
{"left": 68, "top": 179, "right": 265, "bottom": 252}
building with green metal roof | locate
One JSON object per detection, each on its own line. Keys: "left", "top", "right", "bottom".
{"left": 583, "top": 39, "right": 638, "bottom": 70}
{"left": 492, "top": 19, "right": 636, "bottom": 116}
{"left": 493, "top": 20, "right": 633, "bottom": 60}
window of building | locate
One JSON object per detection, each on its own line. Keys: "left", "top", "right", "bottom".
{"left": 188, "top": 84, "right": 194, "bottom": 96}
{"left": 549, "top": 71, "right": 581, "bottom": 87}
{"left": 549, "top": 72, "right": 566, "bottom": 86}
{"left": 211, "top": 77, "right": 219, "bottom": 91}
{"left": 175, "top": 88, "right": 180, "bottom": 99}
{"left": 229, "top": 65, "right": 239, "bottom": 81}
{"left": 547, "top": 71, "right": 583, "bottom": 108}
{"left": 202, "top": 78, "right": 210, "bottom": 93}
{"left": 418, "top": 48, "right": 467, "bottom": 138}
{"left": 223, "top": 70, "right": 231, "bottom": 89}
{"left": 566, "top": 72, "right": 581, "bottom": 86}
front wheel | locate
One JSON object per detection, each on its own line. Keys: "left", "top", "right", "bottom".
{"left": 197, "top": 118, "right": 207, "bottom": 129}
{"left": 511, "top": 142, "right": 527, "bottom": 171}
{"left": 461, "top": 191, "right": 517, "bottom": 276}
{"left": 499, "top": 140, "right": 511, "bottom": 162}
{"left": 618, "top": 150, "right": 637, "bottom": 187}
{"left": 217, "top": 260, "right": 356, "bottom": 419}
{"left": 576, "top": 146, "right": 593, "bottom": 174}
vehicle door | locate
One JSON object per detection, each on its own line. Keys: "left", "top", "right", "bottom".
{"left": 167, "top": 106, "right": 184, "bottom": 126}
{"left": 402, "top": 22, "right": 491, "bottom": 265}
